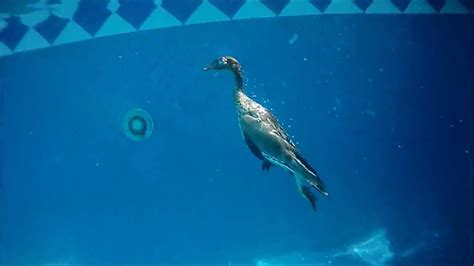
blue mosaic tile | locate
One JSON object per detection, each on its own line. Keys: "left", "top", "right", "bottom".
{"left": 427, "top": 0, "right": 445, "bottom": 12}
{"left": 73, "top": 0, "right": 111, "bottom": 36}
{"left": 209, "top": 0, "right": 246, "bottom": 18}
{"left": 261, "top": 0, "right": 290, "bottom": 15}
{"left": 161, "top": 0, "right": 203, "bottom": 23}
{"left": 116, "top": 0, "right": 156, "bottom": 29}
{"left": 460, "top": 0, "right": 473, "bottom": 11}
{"left": 0, "top": 16, "right": 29, "bottom": 51}
{"left": 391, "top": 0, "right": 411, "bottom": 12}
{"left": 34, "top": 14, "right": 69, "bottom": 44}
{"left": 353, "top": 0, "right": 374, "bottom": 11}
{"left": 310, "top": 0, "right": 332, "bottom": 13}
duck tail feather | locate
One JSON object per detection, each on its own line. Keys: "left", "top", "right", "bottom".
{"left": 293, "top": 153, "right": 329, "bottom": 197}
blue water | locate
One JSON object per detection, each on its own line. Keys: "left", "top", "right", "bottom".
{"left": 1, "top": 15, "right": 473, "bottom": 265}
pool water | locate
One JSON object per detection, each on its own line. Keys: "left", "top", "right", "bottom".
{"left": 0, "top": 1, "right": 473, "bottom": 265}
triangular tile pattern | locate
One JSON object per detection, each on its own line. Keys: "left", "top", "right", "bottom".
{"left": 310, "top": 0, "right": 333, "bottom": 12}
{"left": 34, "top": 14, "right": 70, "bottom": 44}
{"left": 441, "top": 0, "right": 469, "bottom": 13}
{"left": 187, "top": 1, "right": 229, "bottom": 24}
{"left": 50, "top": 1, "right": 79, "bottom": 18}
{"left": 428, "top": 0, "right": 446, "bottom": 11}
{"left": 1, "top": 0, "right": 473, "bottom": 57}
{"left": 209, "top": 0, "right": 246, "bottom": 18}
{"left": 280, "top": 0, "right": 320, "bottom": 16}
{"left": 234, "top": 0, "right": 276, "bottom": 19}
{"left": 54, "top": 20, "right": 91, "bottom": 45}
{"left": 15, "top": 28, "right": 50, "bottom": 52}
{"left": 459, "top": 0, "right": 474, "bottom": 11}
{"left": 116, "top": 0, "right": 157, "bottom": 29}
{"left": 0, "top": 16, "right": 29, "bottom": 51}
{"left": 161, "top": 0, "right": 203, "bottom": 23}
{"left": 140, "top": 6, "right": 182, "bottom": 30}
{"left": 325, "top": 0, "right": 363, "bottom": 13}
{"left": 353, "top": 0, "right": 375, "bottom": 11}
{"left": 95, "top": 12, "right": 136, "bottom": 37}
{"left": 18, "top": 9, "right": 49, "bottom": 27}
{"left": 366, "top": 0, "right": 401, "bottom": 13}
{"left": 261, "top": 0, "right": 291, "bottom": 15}
{"left": 0, "top": 41, "right": 12, "bottom": 56}
{"left": 391, "top": 0, "right": 411, "bottom": 11}
{"left": 73, "top": 0, "right": 112, "bottom": 36}
{"left": 405, "top": 0, "right": 436, "bottom": 13}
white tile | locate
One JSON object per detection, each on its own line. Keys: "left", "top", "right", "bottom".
{"left": 140, "top": 6, "right": 182, "bottom": 30}
{"left": 19, "top": 9, "right": 49, "bottom": 27}
{"left": 280, "top": 0, "right": 321, "bottom": 16}
{"left": 0, "top": 42, "right": 12, "bottom": 57}
{"left": 107, "top": 0, "right": 121, "bottom": 12}
{"left": 441, "top": 0, "right": 470, "bottom": 13}
{"left": 50, "top": 0, "right": 80, "bottom": 18}
{"left": 366, "top": 0, "right": 401, "bottom": 13}
{"left": 15, "top": 29, "right": 50, "bottom": 52}
{"left": 187, "top": 0, "right": 229, "bottom": 24}
{"left": 325, "top": 0, "right": 363, "bottom": 14}
{"left": 405, "top": 0, "right": 436, "bottom": 13}
{"left": 95, "top": 13, "right": 136, "bottom": 38}
{"left": 0, "top": 19, "right": 7, "bottom": 31}
{"left": 233, "top": 0, "right": 276, "bottom": 20}
{"left": 54, "top": 21, "right": 91, "bottom": 45}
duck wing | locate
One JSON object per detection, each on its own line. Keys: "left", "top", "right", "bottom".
{"left": 264, "top": 109, "right": 328, "bottom": 195}
{"left": 265, "top": 111, "right": 317, "bottom": 172}
{"left": 243, "top": 131, "right": 273, "bottom": 171}
{"left": 263, "top": 110, "right": 296, "bottom": 149}
{"left": 243, "top": 131, "right": 264, "bottom": 160}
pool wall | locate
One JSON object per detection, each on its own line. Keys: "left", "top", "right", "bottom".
{"left": 0, "top": 0, "right": 473, "bottom": 57}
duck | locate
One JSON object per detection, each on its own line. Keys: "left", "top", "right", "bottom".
{"left": 204, "top": 56, "right": 329, "bottom": 210}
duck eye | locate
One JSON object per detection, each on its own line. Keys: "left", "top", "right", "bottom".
{"left": 219, "top": 57, "right": 227, "bottom": 65}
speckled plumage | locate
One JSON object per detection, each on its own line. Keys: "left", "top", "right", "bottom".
{"left": 205, "top": 56, "right": 329, "bottom": 210}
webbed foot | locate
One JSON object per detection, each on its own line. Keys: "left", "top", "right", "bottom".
{"left": 302, "top": 186, "right": 317, "bottom": 211}
{"left": 261, "top": 161, "right": 272, "bottom": 171}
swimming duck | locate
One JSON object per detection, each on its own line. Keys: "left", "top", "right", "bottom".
{"left": 204, "top": 56, "right": 329, "bottom": 210}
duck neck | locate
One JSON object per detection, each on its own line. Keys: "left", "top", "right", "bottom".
{"left": 230, "top": 64, "right": 244, "bottom": 93}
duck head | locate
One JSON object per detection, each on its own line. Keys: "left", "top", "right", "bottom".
{"left": 203, "top": 56, "right": 240, "bottom": 72}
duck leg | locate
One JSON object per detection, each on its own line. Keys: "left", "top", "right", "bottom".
{"left": 261, "top": 161, "right": 272, "bottom": 171}
{"left": 295, "top": 175, "right": 317, "bottom": 211}
{"left": 302, "top": 186, "right": 317, "bottom": 211}
{"left": 243, "top": 132, "right": 273, "bottom": 172}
